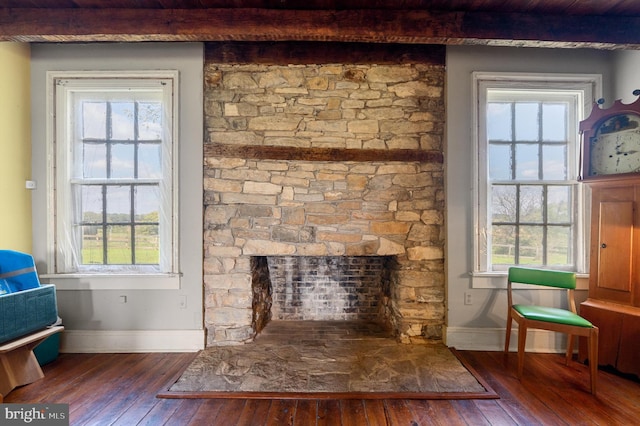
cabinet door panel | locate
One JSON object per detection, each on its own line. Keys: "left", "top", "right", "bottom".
{"left": 617, "top": 313, "right": 640, "bottom": 376}
{"left": 588, "top": 183, "right": 637, "bottom": 306}
{"left": 597, "top": 201, "right": 633, "bottom": 293}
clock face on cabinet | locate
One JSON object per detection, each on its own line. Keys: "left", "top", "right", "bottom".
{"left": 589, "top": 114, "right": 640, "bottom": 176}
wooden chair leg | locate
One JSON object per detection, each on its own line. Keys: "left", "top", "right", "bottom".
{"left": 505, "top": 312, "right": 513, "bottom": 353}
{"left": 589, "top": 327, "right": 599, "bottom": 395}
{"left": 565, "top": 334, "right": 574, "bottom": 365}
{"left": 517, "top": 323, "right": 527, "bottom": 379}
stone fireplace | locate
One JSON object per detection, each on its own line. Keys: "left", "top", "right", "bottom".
{"left": 202, "top": 43, "right": 446, "bottom": 346}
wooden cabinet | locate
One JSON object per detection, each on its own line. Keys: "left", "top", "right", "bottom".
{"left": 579, "top": 299, "right": 640, "bottom": 376}
{"left": 579, "top": 178, "right": 640, "bottom": 377}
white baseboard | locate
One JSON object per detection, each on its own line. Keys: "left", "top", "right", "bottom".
{"left": 445, "top": 326, "right": 572, "bottom": 353}
{"left": 59, "top": 329, "right": 205, "bottom": 353}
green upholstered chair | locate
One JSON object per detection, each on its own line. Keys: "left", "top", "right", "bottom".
{"left": 504, "top": 267, "right": 599, "bottom": 395}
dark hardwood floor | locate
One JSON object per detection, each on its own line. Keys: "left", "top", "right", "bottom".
{"left": 4, "top": 350, "right": 640, "bottom": 425}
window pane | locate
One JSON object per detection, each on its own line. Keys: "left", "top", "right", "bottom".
{"left": 489, "top": 144, "right": 512, "bottom": 180}
{"left": 492, "top": 225, "right": 516, "bottom": 265}
{"left": 547, "top": 226, "right": 571, "bottom": 265}
{"left": 515, "top": 103, "right": 539, "bottom": 141}
{"left": 138, "top": 144, "right": 162, "bottom": 179}
{"left": 542, "top": 144, "right": 567, "bottom": 180}
{"left": 110, "top": 143, "right": 135, "bottom": 178}
{"left": 542, "top": 103, "right": 567, "bottom": 141}
{"left": 134, "top": 185, "right": 160, "bottom": 220}
{"left": 81, "top": 226, "right": 103, "bottom": 265}
{"left": 135, "top": 225, "right": 159, "bottom": 264}
{"left": 491, "top": 185, "right": 516, "bottom": 222}
{"left": 83, "top": 143, "right": 107, "bottom": 178}
{"left": 111, "top": 102, "right": 135, "bottom": 140}
{"left": 520, "top": 185, "right": 543, "bottom": 223}
{"left": 82, "top": 102, "right": 106, "bottom": 139}
{"left": 515, "top": 143, "right": 539, "bottom": 180}
{"left": 519, "top": 225, "right": 543, "bottom": 265}
{"left": 81, "top": 185, "right": 103, "bottom": 223}
{"left": 107, "top": 225, "right": 131, "bottom": 264}
{"left": 487, "top": 102, "right": 512, "bottom": 141}
{"left": 548, "top": 186, "right": 571, "bottom": 223}
{"left": 106, "top": 186, "right": 131, "bottom": 223}
{"left": 138, "top": 102, "right": 162, "bottom": 140}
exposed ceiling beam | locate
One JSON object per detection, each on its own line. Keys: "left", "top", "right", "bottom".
{"left": 1, "top": 8, "right": 639, "bottom": 48}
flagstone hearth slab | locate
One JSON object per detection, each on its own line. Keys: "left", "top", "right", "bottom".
{"left": 160, "top": 321, "right": 497, "bottom": 399}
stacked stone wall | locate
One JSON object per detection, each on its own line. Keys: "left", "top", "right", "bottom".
{"left": 203, "top": 61, "right": 445, "bottom": 345}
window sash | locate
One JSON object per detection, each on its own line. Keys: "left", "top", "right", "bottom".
{"left": 489, "top": 182, "right": 577, "bottom": 270}
{"left": 76, "top": 182, "right": 161, "bottom": 266}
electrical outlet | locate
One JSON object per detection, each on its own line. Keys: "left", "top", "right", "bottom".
{"left": 464, "top": 292, "right": 472, "bottom": 305}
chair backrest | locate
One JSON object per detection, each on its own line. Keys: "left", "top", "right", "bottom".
{"left": 508, "top": 267, "right": 576, "bottom": 290}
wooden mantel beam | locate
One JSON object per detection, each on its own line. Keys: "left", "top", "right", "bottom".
{"left": 0, "top": 8, "right": 639, "bottom": 48}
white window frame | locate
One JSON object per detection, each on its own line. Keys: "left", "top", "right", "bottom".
{"left": 471, "top": 72, "right": 601, "bottom": 288}
{"left": 43, "top": 71, "right": 180, "bottom": 290}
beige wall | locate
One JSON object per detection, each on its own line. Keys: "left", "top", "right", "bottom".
{"left": 0, "top": 43, "right": 31, "bottom": 253}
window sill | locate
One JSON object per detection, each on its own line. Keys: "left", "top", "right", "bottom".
{"left": 39, "top": 273, "right": 182, "bottom": 290}
{"left": 470, "top": 271, "right": 589, "bottom": 290}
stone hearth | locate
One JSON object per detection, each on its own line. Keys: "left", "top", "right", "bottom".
{"left": 168, "top": 321, "right": 487, "bottom": 394}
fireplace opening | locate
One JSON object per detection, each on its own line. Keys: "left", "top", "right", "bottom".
{"left": 251, "top": 256, "right": 395, "bottom": 336}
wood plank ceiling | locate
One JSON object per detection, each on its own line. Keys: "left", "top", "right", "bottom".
{"left": 1, "top": 0, "right": 640, "bottom": 48}
{"left": 4, "top": 1, "right": 640, "bottom": 15}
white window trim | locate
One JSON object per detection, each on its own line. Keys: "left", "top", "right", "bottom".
{"left": 470, "top": 72, "right": 602, "bottom": 289}
{"left": 44, "top": 70, "right": 181, "bottom": 290}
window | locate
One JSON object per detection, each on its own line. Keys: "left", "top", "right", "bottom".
{"left": 49, "top": 72, "right": 178, "bottom": 276}
{"left": 474, "top": 73, "right": 599, "bottom": 274}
